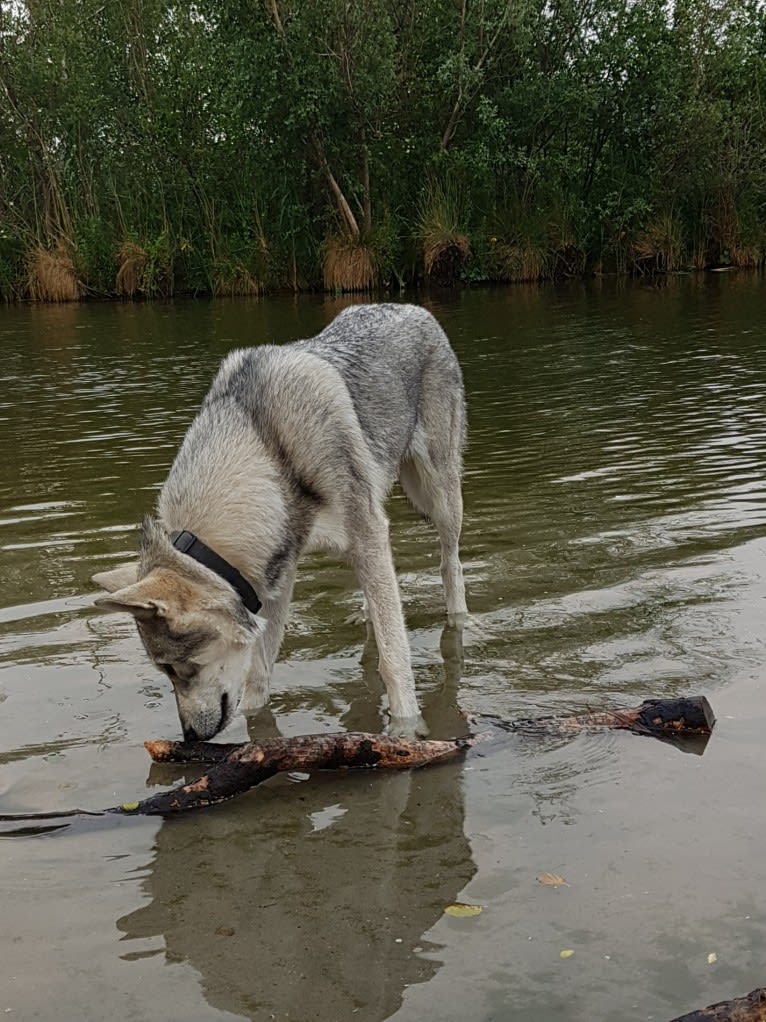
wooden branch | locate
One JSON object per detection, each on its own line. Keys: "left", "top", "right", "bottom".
{"left": 311, "top": 134, "right": 361, "bottom": 239}
{"left": 116, "top": 732, "right": 485, "bottom": 815}
{"left": 504, "top": 696, "right": 716, "bottom": 738}
{"left": 261, "top": 0, "right": 360, "bottom": 239}
{"left": 669, "top": 987, "right": 766, "bottom": 1021}
{"left": 0, "top": 696, "right": 715, "bottom": 824}
{"left": 115, "top": 696, "right": 714, "bottom": 816}
{"left": 147, "top": 697, "right": 715, "bottom": 770}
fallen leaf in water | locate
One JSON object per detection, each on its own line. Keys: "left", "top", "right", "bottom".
{"left": 559, "top": 949, "right": 575, "bottom": 959}
{"left": 537, "top": 873, "right": 568, "bottom": 887}
{"left": 215, "top": 926, "right": 235, "bottom": 937}
{"left": 707, "top": 952, "right": 717, "bottom": 964}
{"left": 444, "top": 903, "right": 483, "bottom": 918}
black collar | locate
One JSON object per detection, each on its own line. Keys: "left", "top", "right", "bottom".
{"left": 170, "top": 530, "right": 262, "bottom": 615}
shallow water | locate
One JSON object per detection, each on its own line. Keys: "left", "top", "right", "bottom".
{"left": 2, "top": 276, "right": 766, "bottom": 1021}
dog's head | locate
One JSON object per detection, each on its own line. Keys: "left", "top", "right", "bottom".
{"left": 93, "top": 518, "right": 263, "bottom": 740}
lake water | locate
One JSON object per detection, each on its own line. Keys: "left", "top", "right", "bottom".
{"left": 2, "top": 276, "right": 766, "bottom": 1021}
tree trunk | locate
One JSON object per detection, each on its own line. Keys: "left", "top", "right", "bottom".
{"left": 263, "top": 0, "right": 360, "bottom": 239}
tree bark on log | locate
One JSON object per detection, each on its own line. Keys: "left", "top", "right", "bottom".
{"left": 115, "top": 732, "right": 485, "bottom": 815}
{"left": 500, "top": 695, "right": 715, "bottom": 737}
{"left": 669, "top": 987, "right": 766, "bottom": 1021}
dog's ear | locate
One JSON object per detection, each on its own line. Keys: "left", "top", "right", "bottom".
{"left": 93, "top": 570, "right": 177, "bottom": 620}
{"left": 93, "top": 567, "right": 216, "bottom": 625}
{"left": 92, "top": 563, "right": 139, "bottom": 593}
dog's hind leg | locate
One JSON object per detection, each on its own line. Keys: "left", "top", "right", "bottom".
{"left": 400, "top": 429, "right": 468, "bottom": 628}
{"left": 351, "top": 508, "right": 420, "bottom": 724}
{"left": 434, "top": 477, "right": 468, "bottom": 628}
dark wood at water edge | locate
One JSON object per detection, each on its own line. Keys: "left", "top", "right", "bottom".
{"left": 122, "top": 696, "right": 715, "bottom": 816}
{"left": 0, "top": 696, "right": 716, "bottom": 823}
{"left": 467, "top": 695, "right": 715, "bottom": 737}
{"left": 117, "top": 732, "right": 479, "bottom": 816}
{"left": 669, "top": 987, "right": 766, "bottom": 1021}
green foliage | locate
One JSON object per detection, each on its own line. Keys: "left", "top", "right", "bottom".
{"left": 75, "top": 219, "right": 115, "bottom": 293}
{"left": 0, "top": 234, "right": 24, "bottom": 301}
{"left": 0, "top": 0, "right": 765, "bottom": 298}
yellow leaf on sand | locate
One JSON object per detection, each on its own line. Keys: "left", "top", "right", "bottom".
{"left": 559, "top": 949, "right": 575, "bottom": 959}
{"left": 444, "top": 903, "right": 483, "bottom": 918}
{"left": 537, "top": 873, "right": 569, "bottom": 887}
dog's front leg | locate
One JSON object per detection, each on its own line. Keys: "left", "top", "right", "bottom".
{"left": 352, "top": 510, "right": 420, "bottom": 725}
{"left": 240, "top": 562, "right": 297, "bottom": 713}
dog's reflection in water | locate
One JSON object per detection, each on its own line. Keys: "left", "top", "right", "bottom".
{"left": 118, "top": 625, "right": 474, "bottom": 1022}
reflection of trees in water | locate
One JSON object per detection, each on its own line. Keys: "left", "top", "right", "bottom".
{"left": 118, "top": 627, "right": 474, "bottom": 1021}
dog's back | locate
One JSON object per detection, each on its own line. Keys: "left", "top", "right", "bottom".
{"left": 163, "top": 304, "right": 465, "bottom": 524}
{"left": 300, "top": 303, "right": 465, "bottom": 474}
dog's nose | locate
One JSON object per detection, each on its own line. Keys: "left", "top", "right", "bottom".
{"left": 182, "top": 723, "right": 199, "bottom": 743}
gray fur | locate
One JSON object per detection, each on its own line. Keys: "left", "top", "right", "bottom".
{"left": 93, "top": 303, "right": 467, "bottom": 740}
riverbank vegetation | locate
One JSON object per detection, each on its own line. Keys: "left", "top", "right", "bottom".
{"left": 1, "top": 0, "right": 764, "bottom": 299}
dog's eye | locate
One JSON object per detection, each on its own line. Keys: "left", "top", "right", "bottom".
{"left": 158, "top": 661, "right": 198, "bottom": 688}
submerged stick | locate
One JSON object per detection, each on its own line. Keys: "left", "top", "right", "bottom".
{"left": 0, "top": 696, "right": 715, "bottom": 823}
{"left": 147, "top": 696, "right": 716, "bottom": 770}
{"left": 113, "top": 732, "right": 485, "bottom": 815}
{"left": 124, "top": 695, "right": 715, "bottom": 817}
{"left": 507, "top": 696, "right": 716, "bottom": 737}
{"left": 669, "top": 987, "right": 766, "bottom": 1021}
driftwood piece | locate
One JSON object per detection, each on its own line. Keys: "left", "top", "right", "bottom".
{"left": 0, "top": 696, "right": 715, "bottom": 823}
{"left": 506, "top": 696, "right": 716, "bottom": 737}
{"left": 121, "top": 696, "right": 715, "bottom": 817}
{"left": 669, "top": 987, "right": 766, "bottom": 1021}
{"left": 147, "top": 696, "right": 716, "bottom": 769}
{"left": 114, "top": 732, "right": 486, "bottom": 815}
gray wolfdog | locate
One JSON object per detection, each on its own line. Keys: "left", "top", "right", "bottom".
{"left": 93, "top": 304, "right": 467, "bottom": 740}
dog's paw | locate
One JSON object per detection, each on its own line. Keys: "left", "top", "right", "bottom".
{"left": 386, "top": 713, "right": 429, "bottom": 739}
{"left": 344, "top": 608, "right": 370, "bottom": 627}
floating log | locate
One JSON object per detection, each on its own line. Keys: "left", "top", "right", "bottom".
{"left": 0, "top": 696, "right": 715, "bottom": 823}
{"left": 121, "top": 695, "right": 715, "bottom": 816}
{"left": 505, "top": 695, "right": 716, "bottom": 738}
{"left": 147, "top": 696, "right": 716, "bottom": 769}
{"left": 115, "top": 731, "right": 486, "bottom": 815}
{"left": 669, "top": 987, "right": 766, "bottom": 1021}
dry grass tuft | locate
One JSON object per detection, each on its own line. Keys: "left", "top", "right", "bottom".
{"left": 422, "top": 231, "right": 471, "bottom": 285}
{"left": 25, "top": 244, "right": 82, "bottom": 301}
{"left": 709, "top": 190, "right": 763, "bottom": 268}
{"left": 486, "top": 240, "right": 547, "bottom": 283}
{"left": 115, "top": 241, "right": 148, "bottom": 296}
{"left": 690, "top": 244, "right": 708, "bottom": 270}
{"left": 417, "top": 178, "right": 472, "bottom": 285}
{"left": 322, "top": 235, "right": 377, "bottom": 292}
{"left": 547, "top": 220, "right": 585, "bottom": 277}
{"left": 630, "top": 214, "right": 683, "bottom": 272}
{"left": 728, "top": 243, "right": 762, "bottom": 269}
{"left": 212, "top": 262, "right": 261, "bottom": 297}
